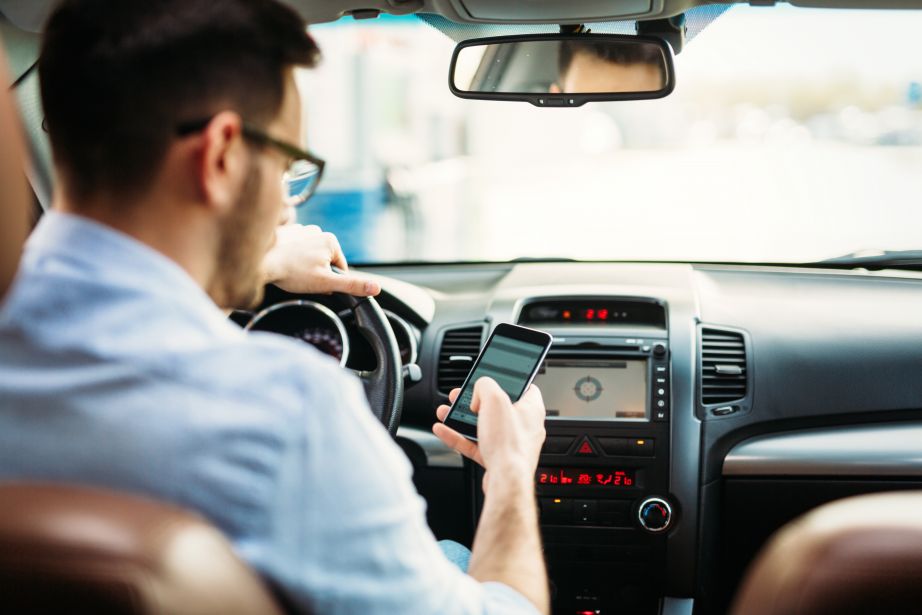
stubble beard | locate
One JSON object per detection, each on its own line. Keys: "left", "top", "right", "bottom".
{"left": 211, "top": 163, "right": 268, "bottom": 311}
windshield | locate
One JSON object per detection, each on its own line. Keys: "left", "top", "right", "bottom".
{"left": 297, "top": 6, "right": 922, "bottom": 265}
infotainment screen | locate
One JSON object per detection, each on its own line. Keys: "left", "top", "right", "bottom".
{"left": 533, "top": 359, "right": 648, "bottom": 420}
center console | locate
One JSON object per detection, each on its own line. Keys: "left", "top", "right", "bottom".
{"left": 521, "top": 298, "right": 673, "bottom": 614}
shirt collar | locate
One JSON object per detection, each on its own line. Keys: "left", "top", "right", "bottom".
{"left": 25, "top": 210, "right": 236, "bottom": 334}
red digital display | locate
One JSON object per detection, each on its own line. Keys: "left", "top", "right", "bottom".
{"left": 582, "top": 307, "right": 616, "bottom": 321}
{"left": 537, "top": 468, "right": 635, "bottom": 488}
{"left": 520, "top": 300, "right": 666, "bottom": 327}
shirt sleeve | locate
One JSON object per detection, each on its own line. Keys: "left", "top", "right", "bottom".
{"left": 250, "top": 357, "right": 540, "bottom": 615}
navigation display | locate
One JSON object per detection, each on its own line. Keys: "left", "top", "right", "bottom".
{"left": 534, "top": 359, "right": 648, "bottom": 420}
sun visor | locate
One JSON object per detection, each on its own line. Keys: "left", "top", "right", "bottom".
{"left": 453, "top": 0, "right": 661, "bottom": 23}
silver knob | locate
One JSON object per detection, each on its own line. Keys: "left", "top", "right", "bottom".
{"left": 637, "top": 497, "right": 673, "bottom": 533}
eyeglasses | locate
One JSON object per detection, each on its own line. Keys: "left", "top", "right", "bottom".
{"left": 176, "top": 119, "right": 325, "bottom": 208}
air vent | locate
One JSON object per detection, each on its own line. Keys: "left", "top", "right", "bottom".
{"left": 701, "top": 328, "right": 747, "bottom": 405}
{"left": 437, "top": 325, "right": 484, "bottom": 394}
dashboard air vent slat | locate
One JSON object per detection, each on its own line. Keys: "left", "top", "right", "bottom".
{"left": 701, "top": 328, "right": 747, "bottom": 405}
{"left": 437, "top": 325, "right": 484, "bottom": 394}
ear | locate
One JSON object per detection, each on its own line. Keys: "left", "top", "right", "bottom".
{"left": 198, "top": 111, "right": 247, "bottom": 215}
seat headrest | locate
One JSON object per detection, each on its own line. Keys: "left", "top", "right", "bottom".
{"left": 0, "top": 482, "right": 284, "bottom": 615}
{"left": 731, "top": 491, "right": 922, "bottom": 615}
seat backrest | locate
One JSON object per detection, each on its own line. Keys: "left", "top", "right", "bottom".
{"left": 0, "top": 483, "right": 284, "bottom": 615}
{"left": 731, "top": 491, "right": 922, "bottom": 615}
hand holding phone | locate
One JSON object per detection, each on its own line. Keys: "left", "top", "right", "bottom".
{"left": 434, "top": 377, "right": 547, "bottom": 488}
{"left": 441, "top": 323, "right": 552, "bottom": 441}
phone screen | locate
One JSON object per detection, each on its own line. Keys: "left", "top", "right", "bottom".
{"left": 447, "top": 328, "right": 550, "bottom": 430}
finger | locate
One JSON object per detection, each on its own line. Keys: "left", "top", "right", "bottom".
{"left": 323, "top": 271, "right": 380, "bottom": 297}
{"left": 325, "top": 232, "right": 348, "bottom": 272}
{"left": 470, "top": 377, "right": 507, "bottom": 415}
{"left": 448, "top": 388, "right": 461, "bottom": 403}
{"left": 435, "top": 404, "right": 451, "bottom": 422}
{"left": 432, "top": 423, "right": 482, "bottom": 466}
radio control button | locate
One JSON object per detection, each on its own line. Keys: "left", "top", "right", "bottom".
{"left": 543, "top": 436, "right": 575, "bottom": 454}
{"left": 654, "top": 409, "right": 669, "bottom": 422}
{"left": 574, "top": 500, "right": 597, "bottom": 524}
{"left": 628, "top": 438, "right": 654, "bottom": 456}
{"left": 657, "top": 388, "right": 665, "bottom": 396}
{"left": 598, "top": 437, "right": 628, "bottom": 456}
{"left": 598, "top": 500, "right": 631, "bottom": 526}
{"left": 653, "top": 343, "right": 667, "bottom": 357}
{"left": 540, "top": 498, "right": 573, "bottom": 524}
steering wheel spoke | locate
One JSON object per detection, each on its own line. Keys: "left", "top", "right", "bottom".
{"left": 338, "top": 294, "right": 404, "bottom": 435}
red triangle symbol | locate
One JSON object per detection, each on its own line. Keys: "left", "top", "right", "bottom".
{"left": 577, "top": 440, "right": 595, "bottom": 455}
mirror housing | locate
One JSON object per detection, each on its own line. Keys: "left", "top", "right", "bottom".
{"left": 449, "top": 33, "right": 675, "bottom": 107}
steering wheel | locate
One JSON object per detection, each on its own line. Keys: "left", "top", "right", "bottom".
{"left": 337, "top": 293, "right": 404, "bottom": 436}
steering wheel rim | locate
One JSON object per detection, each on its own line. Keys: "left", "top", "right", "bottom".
{"left": 338, "top": 293, "right": 404, "bottom": 436}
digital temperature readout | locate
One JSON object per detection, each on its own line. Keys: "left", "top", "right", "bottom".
{"left": 519, "top": 300, "right": 666, "bottom": 327}
{"left": 537, "top": 468, "right": 636, "bottom": 487}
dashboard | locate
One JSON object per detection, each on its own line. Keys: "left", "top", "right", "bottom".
{"left": 242, "top": 261, "right": 922, "bottom": 615}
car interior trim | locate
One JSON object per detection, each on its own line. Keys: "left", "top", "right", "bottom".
{"left": 723, "top": 422, "right": 922, "bottom": 477}
{"left": 396, "top": 425, "right": 464, "bottom": 468}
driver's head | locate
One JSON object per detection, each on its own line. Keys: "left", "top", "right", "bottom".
{"left": 39, "top": 0, "right": 320, "bottom": 308}
{"left": 552, "top": 41, "right": 665, "bottom": 94}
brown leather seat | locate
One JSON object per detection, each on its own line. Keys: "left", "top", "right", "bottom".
{"left": 0, "top": 483, "right": 285, "bottom": 615}
{"left": 731, "top": 491, "right": 922, "bottom": 615}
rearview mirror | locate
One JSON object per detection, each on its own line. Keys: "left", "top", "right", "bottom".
{"left": 449, "top": 34, "right": 675, "bottom": 107}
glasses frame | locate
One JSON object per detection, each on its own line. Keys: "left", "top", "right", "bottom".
{"left": 176, "top": 118, "right": 325, "bottom": 207}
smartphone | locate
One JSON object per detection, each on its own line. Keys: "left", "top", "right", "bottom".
{"left": 443, "top": 322, "right": 553, "bottom": 441}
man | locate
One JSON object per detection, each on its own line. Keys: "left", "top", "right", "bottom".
{"left": 0, "top": 1, "right": 550, "bottom": 614}
{"left": 550, "top": 40, "right": 666, "bottom": 94}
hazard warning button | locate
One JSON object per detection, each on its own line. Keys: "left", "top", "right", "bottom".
{"left": 575, "top": 438, "right": 597, "bottom": 456}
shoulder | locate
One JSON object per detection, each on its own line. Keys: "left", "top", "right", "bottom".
{"left": 181, "top": 329, "right": 356, "bottom": 414}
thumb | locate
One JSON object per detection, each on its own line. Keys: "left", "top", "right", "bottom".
{"left": 326, "top": 271, "right": 380, "bottom": 297}
{"left": 470, "top": 377, "right": 506, "bottom": 415}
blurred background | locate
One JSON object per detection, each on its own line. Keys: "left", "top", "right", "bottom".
{"left": 298, "top": 6, "right": 922, "bottom": 263}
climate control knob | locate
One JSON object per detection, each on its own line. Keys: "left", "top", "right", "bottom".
{"left": 637, "top": 497, "right": 673, "bottom": 533}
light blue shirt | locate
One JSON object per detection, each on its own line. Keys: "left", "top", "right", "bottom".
{"left": 0, "top": 211, "right": 536, "bottom": 615}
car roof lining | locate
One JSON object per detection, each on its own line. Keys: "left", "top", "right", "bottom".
{"left": 419, "top": 5, "right": 730, "bottom": 44}
{"left": 4, "top": 0, "right": 922, "bottom": 33}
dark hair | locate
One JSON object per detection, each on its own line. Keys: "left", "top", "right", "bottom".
{"left": 558, "top": 40, "right": 666, "bottom": 83}
{"left": 39, "top": 0, "right": 320, "bottom": 200}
